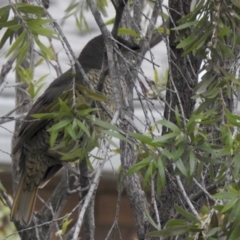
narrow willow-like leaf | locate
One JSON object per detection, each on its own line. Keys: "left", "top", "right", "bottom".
{"left": 156, "top": 157, "right": 165, "bottom": 192}
{"left": 172, "top": 21, "right": 196, "bottom": 30}
{"left": 93, "top": 118, "right": 120, "bottom": 131}
{"left": 15, "top": 41, "right": 30, "bottom": 68}
{"left": 157, "top": 119, "right": 181, "bottom": 133}
{"left": 174, "top": 205, "right": 198, "bottom": 222}
{"left": 212, "top": 192, "right": 238, "bottom": 200}
{"left": 148, "top": 226, "right": 189, "bottom": 237}
{"left": 6, "top": 31, "right": 26, "bottom": 58}
{"left": 102, "top": 130, "right": 128, "bottom": 142}
{"left": 76, "top": 120, "right": 90, "bottom": 137}
{"left": 152, "top": 132, "right": 178, "bottom": 143}
{"left": 128, "top": 132, "right": 153, "bottom": 145}
{"left": 118, "top": 28, "right": 140, "bottom": 37}
{"left": 126, "top": 156, "right": 152, "bottom": 176}
{"left": 16, "top": 4, "right": 45, "bottom": 16}
{"left": 0, "top": 28, "right": 15, "bottom": 49}
{"left": 48, "top": 120, "right": 71, "bottom": 132}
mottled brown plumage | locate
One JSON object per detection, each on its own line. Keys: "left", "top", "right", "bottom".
{"left": 11, "top": 34, "right": 139, "bottom": 226}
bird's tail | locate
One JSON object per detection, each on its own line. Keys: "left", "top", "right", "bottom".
{"left": 11, "top": 177, "right": 37, "bottom": 226}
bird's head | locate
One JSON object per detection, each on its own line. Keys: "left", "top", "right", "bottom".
{"left": 78, "top": 34, "right": 140, "bottom": 72}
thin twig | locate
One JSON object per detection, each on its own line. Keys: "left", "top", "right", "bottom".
{"left": 0, "top": 55, "right": 16, "bottom": 93}
{"left": 0, "top": 183, "right": 12, "bottom": 209}
{"left": 175, "top": 176, "right": 201, "bottom": 221}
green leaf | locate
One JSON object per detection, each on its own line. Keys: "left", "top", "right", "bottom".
{"left": 144, "top": 208, "right": 160, "bottom": 230}
{"left": 172, "top": 21, "right": 196, "bottom": 30}
{"left": 93, "top": 118, "right": 120, "bottom": 131}
{"left": 143, "top": 163, "right": 153, "bottom": 187}
{"left": 30, "top": 26, "right": 57, "bottom": 38}
{"left": 126, "top": 156, "right": 152, "bottom": 176}
{"left": 49, "top": 130, "right": 58, "bottom": 147}
{"left": 233, "top": 153, "right": 240, "bottom": 179}
{"left": 174, "top": 205, "right": 198, "bottom": 222}
{"left": 207, "top": 227, "right": 219, "bottom": 237}
{"left": 118, "top": 28, "right": 140, "bottom": 37}
{"left": 177, "top": 35, "right": 197, "bottom": 49}
{"left": 157, "top": 119, "right": 181, "bottom": 133}
{"left": 77, "top": 108, "right": 98, "bottom": 116}
{"left": 182, "top": 29, "right": 212, "bottom": 55}
{"left": 26, "top": 18, "right": 54, "bottom": 26}
{"left": 221, "top": 197, "right": 238, "bottom": 213}
{"left": 0, "top": 28, "right": 15, "bottom": 49}
{"left": 232, "top": 0, "right": 240, "bottom": 7}
{"left": 175, "top": 106, "right": 182, "bottom": 128}
{"left": 34, "top": 36, "right": 55, "bottom": 60}
{"left": 172, "top": 142, "right": 185, "bottom": 161}
{"left": 104, "top": 136, "right": 118, "bottom": 148}
{"left": 217, "top": 26, "right": 230, "bottom": 37}
{"left": 212, "top": 192, "right": 239, "bottom": 200}
{"left": 228, "top": 224, "right": 240, "bottom": 240}
{"left": 218, "top": 40, "right": 235, "bottom": 59}
{"left": 154, "top": 26, "right": 170, "bottom": 35}
{"left": 153, "top": 132, "right": 178, "bottom": 143}
{"left": 31, "top": 112, "right": 55, "bottom": 119}
{"left": 8, "top": 25, "right": 22, "bottom": 31}
{"left": 61, "top": 217, "right": 73, "bottom": 235}
{"left": 16, "top": 4, "right": 45, "bottom": 16}
{"left": 6, "top": 31, "right": 26, "bottom": 58}
{"left": 60, "top": 148, "right": 82, "bottom": 161}
{"left": 75, "top": 15, "right": 83, "bottom": 32}
{"left": 175, "top": 159, "right": 187, "bottom": 176}
{"left": 66, "top": 124, "right": 77, "bottom": 141}
{"left": 162, "top": 149, "right": 174, "bottom": 159}
{"left": 165, "top": 219, "right": 188, "bottom": 227}
{"left": 76, "top": 120, "right": 90, "bottom": 137}
{"left": 156, "top": 157, "right": 165, "bottom": 192}
{"left": 102, "top": 130, "right": 128, "bottom": 142}
{"left": 189, "top": 150, "right": 196, "bottom": 176}
{"left": 228, "top": 199, "right": 240, "bottom": 224}
{"left": 29, "top": 82, "right": 34, "bottom": 99}
{"left": 194, "top": 98, "right": 215, "bottom": 115}
{"left": 105, "top": 17, "right": 115, "bottom": 25}
{"left": 148, "top": 226, "right": 189, "bottom": 237}
{"left": 65, "top": 2, "right": 79, "bottom": 13}
{"left": 58, "top": 98, "right": 72, "bottom": 113}
{"left": 128, "top": 132, "right": 153, "bottom": 145}
{"left": 0, "top": 5, "right": 11, "bottom": 28}
{"left": 48, "top": 120, "right": 71, "bottom": 132}
{"left": 153, "top": 68, "right": 159, "bottom": 83}
{"left": 80, "top": 85, "right": 107, "bottom": 101}
{"left": 0, "top": 18, "right": 18, "bottom": 28}
{"left": 15, "top": 41, "right": 30, "bottom": 67}
{"left": 0, "top": 5, "right": 11, "bottom": 17}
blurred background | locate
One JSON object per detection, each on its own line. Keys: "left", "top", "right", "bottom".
{"left": 0, "top": 0, "right": 167, "bottom": 239}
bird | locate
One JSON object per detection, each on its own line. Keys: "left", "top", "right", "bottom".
{"left": 10, "top": 34, "right": 139, "bottom": 226}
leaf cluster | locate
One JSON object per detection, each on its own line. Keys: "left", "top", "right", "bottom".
{"left": 0, "top": 3, "right": 57, "bottom": 66}
{"left": 62, "top": 0, "right": 108, "bottom": 32}
{"left": 125, "top": 1, "right": 240, "bottom": 238}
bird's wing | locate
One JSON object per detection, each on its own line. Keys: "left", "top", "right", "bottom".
{"left": 13, "top": 70, "right": 76, "bottom": 154}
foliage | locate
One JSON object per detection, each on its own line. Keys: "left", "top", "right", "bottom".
{"left": 0, "top": 186, "right": 19, "bottom": 240}
{"left": 1, "top": 0, "right": 240, "bottom": 239}
{"left": 126, "top": 0, "right": 240, "bottom": 239}
{"left": 0, "top": 3, "right": 56, "bottom": 99}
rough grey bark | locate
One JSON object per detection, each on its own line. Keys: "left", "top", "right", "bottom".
{"left": 149, "top": 0, "right": 202, "bottom": 236}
